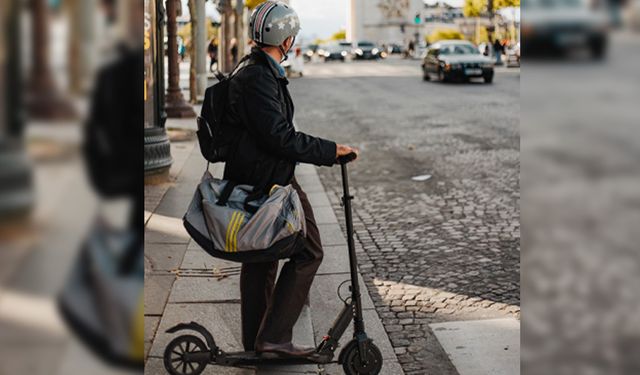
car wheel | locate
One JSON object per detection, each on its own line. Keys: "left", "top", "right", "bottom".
{"left": 422, "top": 67, "right": 430, "bottom": 81}
{"left": 590, "top": 40, "right": 606, "bottom": 60}
{"left": 438, "top": 68, "right": 445, "bottom": 82}
{"left": 484, "top": 74, "right": 493, "bottom": 84}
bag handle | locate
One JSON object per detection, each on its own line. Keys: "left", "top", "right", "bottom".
{"left": 216, "top": 180, "right": 238, "bottom": 206}
{"left": 216, "top": 179, "right": 261, "bottom": 214}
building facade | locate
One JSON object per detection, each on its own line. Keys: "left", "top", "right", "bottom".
{"left": 347, "top": 0, "right": 425, "bottom": 46}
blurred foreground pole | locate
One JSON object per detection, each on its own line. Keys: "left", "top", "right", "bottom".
{"left": 194, "top": 0, "right": 207, "bottom": 100}
{"left": 26, "top": 0, "right": 77, "bottom": 120}
{"left": 217, "top": 0, "right": 232, "bottom": 73}
{"left": 67, "top": 0, "right": 97, "bottom": 94}
{"left": 164, "top": 0, "right": 196, "bottom": 117}
{"left": 234, "top": 0, "right": 245, "bottom": 59}
{"left": 0, "top": 0, "right": 34, "bottom": 221}
{"left": 144, "top": 0, "right": 173, "bottom": 182}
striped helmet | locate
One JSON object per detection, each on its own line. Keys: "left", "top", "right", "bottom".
{"left": 249, "top": 1, "right": 300, "bottom": 47}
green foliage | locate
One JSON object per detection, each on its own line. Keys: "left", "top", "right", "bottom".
{"left": 245, "top": 0, "right": 267, "bottom": 10}
{"left": 494, "top": 0, "right": 520, "bottom": 9}
{"left": 329, "top": 29, "right": 346, "bottom": 41}
{"left": 427, "top": 28, "right": 465, "bottom": 43}
{"left": 463, "top": 0, "right": 487, "bottom": 17}
{"left": 178, "top": 23, "right": 191, "bottom": 45}
{"left": 474, "top": 26, "right": 490, "bottom": 44}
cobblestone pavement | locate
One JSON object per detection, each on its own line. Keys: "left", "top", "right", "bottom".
{"left": 290, "top": 58, "right": 520, "bottom": 374}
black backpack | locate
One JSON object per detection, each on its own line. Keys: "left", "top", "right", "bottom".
{"left": 197, "top": 56, "right": 250, "bottom": 163}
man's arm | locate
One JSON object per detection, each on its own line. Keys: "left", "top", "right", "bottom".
{"left": 238, "top": 66, "right": 337, "bottom": 166}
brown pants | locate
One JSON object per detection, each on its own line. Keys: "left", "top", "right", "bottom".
{"left": 240, "top": 179, "right": 324, "bottom": 350}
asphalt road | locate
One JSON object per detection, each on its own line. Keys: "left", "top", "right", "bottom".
{"left": 290, "top": 57, "right": 520, "bottom": 374}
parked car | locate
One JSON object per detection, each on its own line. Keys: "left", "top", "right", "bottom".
{"left": 421, "top": 40, "right": 494, "bottom": 83}
{"left": 302, "top": 44, "right": 318, "bottom": 62}
{"left": 352, "top": 41, "right": 381, "bottom": 60}
{"left": 317, "top": 43, "right": 349, "bottom": 62}
{"left": 521, "top": 0, "right": 608, "bottom": 59}
{"left": 387, "top": 43, "right": 404, "bottom": 54}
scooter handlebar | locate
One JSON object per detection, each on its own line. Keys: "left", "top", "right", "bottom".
{"left": 337, "top": 152, "right": 358, "bottom": 165}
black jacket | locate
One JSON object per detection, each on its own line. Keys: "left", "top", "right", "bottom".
{"left": 222, "top": 48, "right": 336, "bottom": 191}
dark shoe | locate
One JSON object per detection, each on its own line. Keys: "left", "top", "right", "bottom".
{"left": 255, "top": 341, "right": 315, "bottom": 358}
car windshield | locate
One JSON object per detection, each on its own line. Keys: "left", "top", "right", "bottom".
{"left": 438, "top": 44, "right": 479, "bottom": 55}
{"left": 322, "top": 44, "right": 341, "bottom": 52}
{"left": 358, "top": 42, "right": 374, "bottom": 47}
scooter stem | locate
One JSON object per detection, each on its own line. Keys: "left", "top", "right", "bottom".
{"left": 340, "top": 161, "right": 366, "bottom": 335}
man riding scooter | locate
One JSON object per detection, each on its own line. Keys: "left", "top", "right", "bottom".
{"left": 223, "top": 1, "right": 358, "bottom": 358}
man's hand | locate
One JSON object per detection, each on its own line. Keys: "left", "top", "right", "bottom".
{"left": 336, "top": 144, "right": 359, "bottom": 161}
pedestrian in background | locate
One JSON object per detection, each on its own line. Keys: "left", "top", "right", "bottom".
{"left": 493, "top": 38, "right": 503, "bottom": 65}
{"left": 407, "top": 40, "right": 415, "bottom": 59}
{"left": 208, "top": 38, "right": 218, "bottom": 72}
{"left": 230, "top": 37, "right": 239, "bottom": 66}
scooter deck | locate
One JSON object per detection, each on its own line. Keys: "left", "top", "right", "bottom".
{"left": 216, "top": 351, "right": 333, "bottom": 366}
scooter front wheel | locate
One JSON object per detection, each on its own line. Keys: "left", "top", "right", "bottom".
{"left": 163, "top": 334, "right": 208, "bottom": 375}
{"left": 341, "top": 340, "right": 383, "bottom": 375}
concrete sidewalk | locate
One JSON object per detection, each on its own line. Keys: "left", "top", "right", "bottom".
{"left": 143, "top": 138, "right": 403, "bottom": 374}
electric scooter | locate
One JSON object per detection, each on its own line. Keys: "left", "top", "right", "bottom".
{"left": 162, "top": 152, "right": 383, "bottom": 375}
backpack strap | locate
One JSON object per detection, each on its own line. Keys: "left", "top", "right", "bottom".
{"left": 213, "top": 54, "right": 251, "bottom": 83}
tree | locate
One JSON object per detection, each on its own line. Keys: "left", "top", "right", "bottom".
{"left": 245, "top": 0, "right": 267, "bottom": 10}
{"left": 329, "top": 29, "right": 346, "bottom": 41}
{"left": 463, "top": 0, "right": 487, "bottom": 17}
{"left": 427, "top": 28, "right": 465, "bottom": 44}
{"left": 494, "top": 0, "right": 519, "bottom": 10}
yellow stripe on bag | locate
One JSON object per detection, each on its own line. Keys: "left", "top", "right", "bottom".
{"left": 226, "top": 212, "right": 240, "bottom": 252}
{"left": 231, "top": 212, "right": 244, "bottom": 252}
{"left": 130, "top": 293, "right": 144, "bottom": 360}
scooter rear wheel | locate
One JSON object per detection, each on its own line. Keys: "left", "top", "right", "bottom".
{"left": 341, "top": 340, "right": 383, "bottom": 374}
{"left": 163, "top": 334, "right": 208, "bottom": 375}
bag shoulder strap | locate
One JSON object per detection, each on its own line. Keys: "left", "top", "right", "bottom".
{"left": 216, "top": 180, "right": 238, "bottom": 206}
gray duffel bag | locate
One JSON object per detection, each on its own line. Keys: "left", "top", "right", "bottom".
{"left": 183, "top": 170, "right": 307, "bottom": 263}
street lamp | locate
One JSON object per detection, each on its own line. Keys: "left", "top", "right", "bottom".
{"left": 164, "top": 0, "right": 196, "bottom": 117}
{"left": 1, "top": 0, "right": 34, "bottom": 219}
{"left": 26, "top": 0, "right": 77, "bottom": 120}
{"left": 144, "top": 0, "right": 173, "bottom": 182}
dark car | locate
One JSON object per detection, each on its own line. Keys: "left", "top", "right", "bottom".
{"left": 421, "top": 40, "right": 494, "bottom": 83}
{"left": 303, "top": 44, "right": 318, "bottom": 62}
{"left": 388, "top": 43, "right": 404, "bottom": 54}
{"left": 521, "top": 0, "right": 608, "bottom": 60}
{"left": 317, "top": 43, "right": 348, "bottom": 62}
{"left": 352, "top": 41, "right": 381, "bottom": 60}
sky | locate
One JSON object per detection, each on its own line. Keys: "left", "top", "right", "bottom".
{"left": 290, "top": 0, "right": 348, "bottom": 42}
{"left": 181, "top": 0, "right": 518, "bottom": 41}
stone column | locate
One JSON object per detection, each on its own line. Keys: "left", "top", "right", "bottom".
{"left": 164, "top": 0, "right": 195, "bottom": 118}
{"left": 26, "top": 0, "right": 77, "bottom": 120}
{"left": 1, "top": 0, "right": 33, "bottom": 218}
{"left": 217, "top": 0, "right": 233, "bottom": 73}
{"left": 234, "top": 0, "right": 245, "bottom": 59}
{"left": 67, "top": 0, "right": 96, "bottom": 94}
{"left": 194, "top": 0, "right": 207, "bottom": 100}
{"left": 145, "top": 0, "right": 173, "bottom": 182}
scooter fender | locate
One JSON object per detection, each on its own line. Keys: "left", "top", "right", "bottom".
{"left": 166, "top": 321, "right": 218, "bottom": 352}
